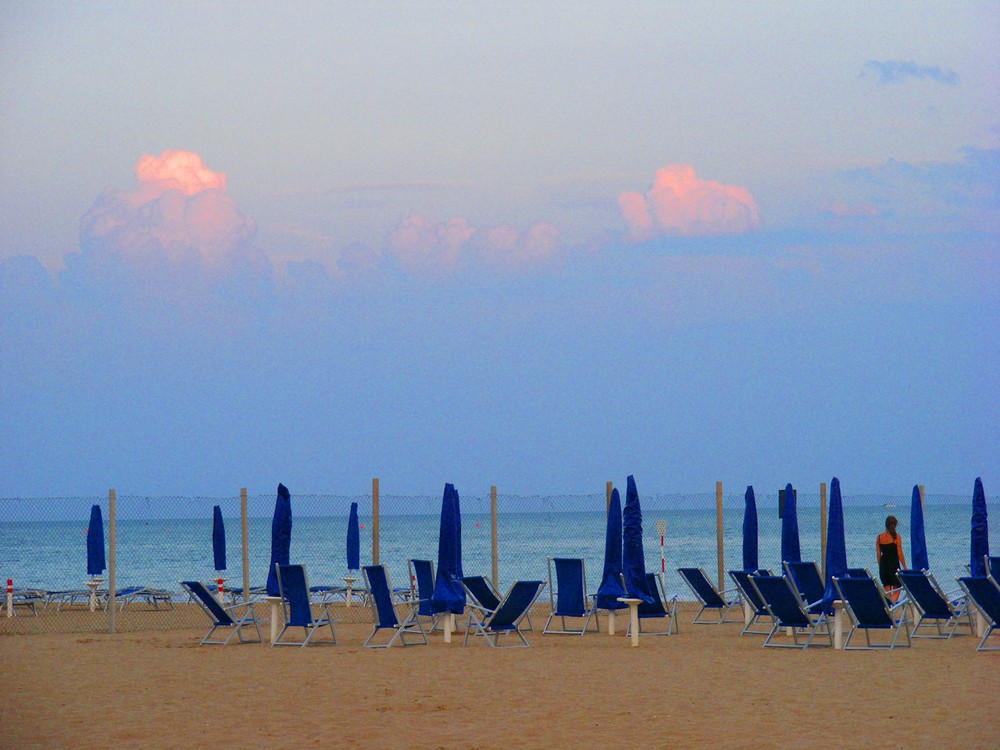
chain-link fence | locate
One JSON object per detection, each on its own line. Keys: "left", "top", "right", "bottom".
{"left": 1, "top": 483, "right": 993, "bottom": 635}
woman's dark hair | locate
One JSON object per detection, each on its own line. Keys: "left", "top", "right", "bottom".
{"left": 885, "top": 515, "right": 898, "bottom": 540}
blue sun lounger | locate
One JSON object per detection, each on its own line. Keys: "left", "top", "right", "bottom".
{"left": 957, "top": 576, "right": 1000, "bottom": 652}
{"left": 543, "top": 558, "right": 598, "bottom": 635}
{"left": 897, "top": 569, "right": 973, "bottom": 639}
{"left": 115, "top": 586, "right": 174, "bottom": 611}
{"left": 783, "top": 561, "right": 826, "bottom": 613}
{"left": 462, "top": 579, "right": 545, "bottom": 647}
{"left": 464, "top": 575, "right": 534, "bottom": 632}
{"left": 624, "top": 572, "right": 679, "bottom": 637}
{"left": 832, "top": 575, "right": 911, "bottom": 650}
{"left": 728, "top": 569, "right": 774, "bottom": 636}
{"left": 678, "top": 567, "right": 742, "bottom": 624}
{"left": 273, "top": 564, "right": 337, "bottom": 647}
{"left": 408, "top": 559, "right": 443, "bottom": 632}
{"left": 180, "top": 580, "right": 262, "bottom": 645}
{"left": 362, "top": 564, "right": 427, "bottom": 648}
{"left": 750, "top": 573, "right": 831, "bottom": 649}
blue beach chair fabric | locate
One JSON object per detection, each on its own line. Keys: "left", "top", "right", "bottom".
{"left": 273, "top": 564, "right": 337, "bottom": 647}
{"left": 833, "top": 575, "right": 911, "bottom": 649}
{"left": 957, "top": 576, "right": 1000, "bottom": 652}
{"left": 783, "top": 561, "right": 826, "bottom": 612}
{"left": 543, "top": 558, "right": 599, "bottom": 635}
{"left": 408, "top": 559, "right": 442, "bottom": 631}
{"left": 749, "top": 573, "right": 831, "bottom": 649}
{"left": 180, "top": 580, "right": 262, "bottom": 645}
{"left": 987, "top": 557, "right": 1000, "bottom": 576}
{"left": 362, "top": 565, "right": 427, "bottom": 648}
{"left": 624, "top": 572, "right": 679, "bottom": 637}
{"left": 462, "top": 579, "right": 545, "bottom": 647}
{"left": 897, "top": 569, "right": 973, "bottom": 639}
{"left": 728, "top": 570, "right": 774, "bottom": 636}
{"left": 677, "top": 567, "right": 741, "bottom": 624}
{"left": 464, "top": 575, "right": 533, "bottom": 631}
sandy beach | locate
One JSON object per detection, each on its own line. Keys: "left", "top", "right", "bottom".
{"left": 2, "top": 602, "right": 997, "bottom": 750}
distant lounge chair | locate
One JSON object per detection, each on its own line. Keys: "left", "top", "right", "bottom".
{"left": 362, "top": 564, "right": 427, "bottom": 648}
{"left": 728, "top": 569, "right": 774, "bottom": 636}
{"left": 462, "top": 579, "right": 546, "bottom": 647}
{"left": 623, "top": 572, "right": 679, "bottom": 637}
{"left": 180, "top": 580, "right": 262, "bottom": 645}
{"left": 677, "top": 567, "right": 741, "bottom": 624}
{"left": 115, "top": 586, "right": 174, "bottom": 611}
{"left": 273, "top": 564, "right": 337, "bottom": 647}
{"left": 543, "top": 558, "right": 598, "bottom": 635}
{"left": 897, "top": 569, "right": 973, "bottom": 639}
{"left": 832, "top": 575, "right": 911, "bottom": 650}
{"left": 464, "top": 575, "right": 533, "bottom": 631}
{"left": 750, "top": 573, "right": 831, "bottom": 649}
{"left": 4, "top": 589, "right": 43, "bottom": 616}
{"left": 783, "top": 561, "right": 826, "bottom": 612}
{"left": 957, "top": 576, "right": 1000, "bottom": 652}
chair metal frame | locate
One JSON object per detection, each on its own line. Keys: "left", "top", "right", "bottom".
{"left": 957, "top": 575, "right": 1000, "bottom": 652}
{"left": 273, "top": 564, "right": 338, "bottom": 647}
{"left": 832, "top": 575, "right": 911, "bottom": 650}
{"left": 727, "top": 569, "right": 775, "bottom": 636}
{"left": 180, "top": 580, "right": 262, "bottom": 645}
{"left": 362, "top": 564, "right": 427, "bottom": 648}
{"left": 749, "top": 573, "right": 832, "bottom": 649}
{"left": 464, "top": 574, "right": 534, "bottom": 632}
{"left": 543, "top": 557, "right": 599, "bottom": 635}
{"left": 897, "top": 569, "right": 973, "bottom": 639}
{"left": 462, "top": 579, "right": 546, "bottom": 647}
{"left": 677, "top": 567, "right": 742, "bottom": 625}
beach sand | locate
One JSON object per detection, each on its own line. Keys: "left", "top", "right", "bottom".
{"left": 1, "top": 604, "right": 997, "bottom": 749}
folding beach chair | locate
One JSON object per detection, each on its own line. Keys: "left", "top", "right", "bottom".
{"left": 677, "top": 567, "right": 742, "bottom": 625}
{"left": 623, "top": 572, "right": 679, "bottom": 637}
{"left": 728, "top": 570, "right": 775, "bottom": 636}
{"left": 957, "top": 576, "right": 1000, "bottom": 652}
{"left": 832, "top": 575, "right": 911, "bottom": 650}
{"left": 273, "top": 564, "right": 337, "bottom": 647}
{"left": 897, "top": 569, "right": 973, "bottom": 639}
{"left": 464, "top": 575, "right": 533, "bottom": 631}
{"left": 846, "top": 568, "right": 871, "bottom": 578}
{"left": 543, "top": 558, "right": 598, "bottom": 635}
{"left": 115, "top": 586, "right": 174, "bottom": 611}
{"left": 462, "top": 579, "right": 546, "bottom": 647}
{"left": 408, "top": 559, "right": 443, "bottom": 632}
{"left": 749, "top": 574, "right": 831, "bottom": 649}
{"left": 362, "top": 564, "right": 427, "bottom": 648}
{"left": 987, "top": 557, "right": 1000, "bottom": 577}
{"left": 180, "top": 580, "right": 262, "bottom": 645}
{"left": 783, "top": 561, "right": 826, "bottom": 613}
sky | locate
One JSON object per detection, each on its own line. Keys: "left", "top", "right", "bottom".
{"left": 1, "top": 2, "right": 998, "bottom": 498}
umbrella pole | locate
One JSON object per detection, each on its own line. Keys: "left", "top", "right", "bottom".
{"left": 607, "top": 609, "right": 616, "bottom": 635}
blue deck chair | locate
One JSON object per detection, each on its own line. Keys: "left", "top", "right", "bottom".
{"left": 846, "top": 568, "right": 870, "bottom": 578}
{"left": 362, "top": 564, "right": 427, "bottom": 648}
{"left": 623, "top": 572, "right": 679, "bottom": 637}
{"left": 783, "top": 561, "right": 826, "bottom": 612}
{"left": 728, "top": 570, "right": 774, "bottom": 636}
{"left": 749, "top": 574, "right": 831, "bottom": 649}
{"left": 273, "top": 564, "right": 337, "bottom": 647}
{"left": 408, "top": 559, "right": 443, "bottom": 632}
{"left": 180, "top": 580, "right": 262, "bottom": 645}
{"left": 462, "top": 579, "right": 546, "bottom": 647}
{"left": 897, "top": 569, "right": 973, "bottom": 639}
{"left": 832, "top": 575, "right": 911, "bottom": 650}
{"left": 986, "top": 557, "right": 1000, "bottom": 576}
{"left": 543, "top": 558, "right": 598, "bottom": 635}
{"left": 678, "top": 567, "right": 742, "bottom": 624}
{"left": 115, "top": 586, "right": 174, "bottom": 611}
{"left": 957, "top": 576, "right": 1000, "bottom": 652}
{"left": 464, "top": 575, "right": 534, "bottom": 632}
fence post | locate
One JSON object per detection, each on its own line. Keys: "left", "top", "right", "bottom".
{"left": 240, "top": 488, "right": 250, "bottom": 604}
{"left": 490, "top": 485, "right": 498, "bottom": 588}
{"left": 715, "top": 481, "right": 724, "bottom": 591}
{"left": 372, "top": 478, "right": 380, "bottom": 565}
{"left": 108, "top": 488, "right": 116, "bottom": 635}
{"left": 918, "top": 484, "right": 925, "bottom": 511}
{"left": 606, "top": 481, "right": 612, "bottom": 514}
{"left": 819, "top": 482, "right": 828, "bottom": 579}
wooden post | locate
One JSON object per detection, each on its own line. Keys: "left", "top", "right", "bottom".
{"left": 372, "top": 478, "right": 380, "bottom": 565}
{"left": 918, "top": 485, "right": 925, "bottom": 511}
{"left": 819, "top": 482, "right": 828, "bottom": 579}
{"left": 108, "top": 489, "right": 116, "bottom": 634}
{"left": 240, "top": 488, "right": 250, "bottom": 604}
{"left": 715, "top": 482, "right": 724, "bottom": 592}
{"left": 490, "top": 485, "right": 498, "bottom": 589}
{"left": 606, "top": 481, "right": 613, "bottom": 514}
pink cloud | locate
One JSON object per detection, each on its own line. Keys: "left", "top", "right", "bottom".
{"left": 618, "top": 164, "right": 759, "bottom": 242}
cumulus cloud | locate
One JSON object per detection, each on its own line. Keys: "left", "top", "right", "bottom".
{"left": 861, "top": 60, "right": 958, "bottom": 86}
{"left": 618, "top": 164, "right": 760, "bottom": 242}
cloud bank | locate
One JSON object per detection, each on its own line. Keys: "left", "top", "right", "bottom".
{"left": 861, "top": 60, "right": 958, "bottom": 86}
{"left": 618, "top": 165, "right": 759, "bottom": 242}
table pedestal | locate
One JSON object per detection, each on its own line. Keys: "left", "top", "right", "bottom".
{"left": 618, "top": 598, "right": 642, "bottom": 647}
{"left": 607, "top": 610, "right": 616, "bottom": 635}
{"left": 341, "top": 577, "right": 357, "bottom": 608}
{"left": 85, "top": 579, "right": 104, "bottom": 613}
{"left": 264, "top": 596, "right": 284, "bottom": 644}
{"left": 832, "top": 600, "right": 845, "bottom": 649}
{"left": 443, "top": 612, "right": 455, "bottom": 643}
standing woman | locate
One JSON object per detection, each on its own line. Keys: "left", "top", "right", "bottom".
{"left": 876, "top": 515, "right": 906, "bottom": 602}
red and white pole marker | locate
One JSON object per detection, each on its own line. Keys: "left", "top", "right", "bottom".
{"left": 6, "top": 579, "right": 12, "bottom": 618}
{"left": 216, "top": 576, "right": 225, "bottom": 603}
{"left": 656, "top": 520, "right": 666, "bottom": 573}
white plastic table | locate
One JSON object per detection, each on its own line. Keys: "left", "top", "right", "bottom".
{"left": 617, "top": 597, "right": 643, "bottom": 647}
{"left": 264, "top": 596, "right": 283, "bottom": 644}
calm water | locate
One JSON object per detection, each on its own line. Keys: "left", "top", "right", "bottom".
{"left": 0, "top": 499, "right": 989, "bottom": 598}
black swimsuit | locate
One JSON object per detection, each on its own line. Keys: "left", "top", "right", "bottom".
{"left": 879, "top": 538, "right": 901, "bottom": 587}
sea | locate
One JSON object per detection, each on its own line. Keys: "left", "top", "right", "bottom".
{"left": 0, "top": 493, "right": 991, "bottom": 599}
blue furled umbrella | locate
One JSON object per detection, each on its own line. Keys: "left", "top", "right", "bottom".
{"left": 910, "top": 485, "right": 929, "bottom": 571}
{"left": 346, "top": 501, "right": 360, "bottom": 571}
{"left": 742, "top": 485, "right": 759, "bottom": 572}
{"left": 970, "top": 477, "right": 990, "bottom": 577}
{"left": 86, "top": 504, "right": 106, "bottom": 577}
{"left": 780, "top": 483, "right": 801, "bottom": 564}
{"left": 212, "top": 505, "right": 226, "bottom": 573}
{"left": 265, "top": 483, "right": 292, "bottom": 597}
{"left": 596, "top": 487, "right": 627, "bottom": 609}
{"left": 821, "top": 477, "right": 847, "bottom": 612}
{"left": 622, "top": 475, "right": 654, "bottom": 604}
{"left": 431, "top": 483, "right": 465, "bottom": 614}
{"left": 454, "top": 485, "right": 464, "bottom": 583}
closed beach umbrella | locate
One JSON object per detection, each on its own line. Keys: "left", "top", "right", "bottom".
{"left": 265, "top": 483, "right": 293, "bottom": 597}
{"left": 346, "top": 501, "right": 360, "bottom": 572}
{"left": 622, "top": 475, "right": 653, "bottom": 604}
{"left": 212, "top": 505, "right": 226, "bottom": 573}
{"left": 742, "top": 485, "right": 759, "bottom": 572}
{"left": 596, "top": 487, "right": 627, "bottom": 610}
{"left": 970, "top": 477, "right": 990, "bottom": 577}
{"left": 86, "top": 504, "right": 106, "bottom": 577}
{"left": 821, "top": 477, "right": 847, "bottom": 611}
{"left": 910, "top": 485, "right": 929, "bottom": 571}
{"left": 431, "top": 483, "right": 465, "bottom": 614}
{"left": 780, "top": 483, "right": 801, "bottom": 564}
